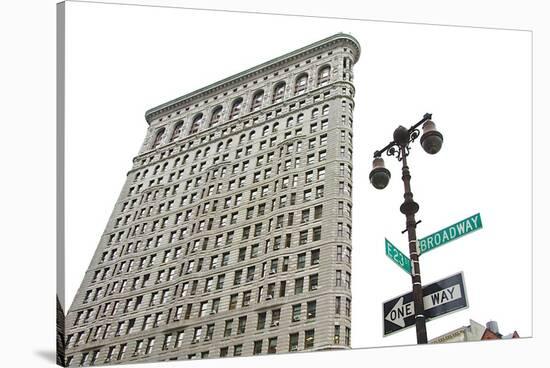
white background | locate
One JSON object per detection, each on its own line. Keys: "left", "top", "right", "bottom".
{"left": 64, "top": 2, "right": 531, "bottom": 347}
{"left": 1, "top": 0, "right": 549, "bottom": 367}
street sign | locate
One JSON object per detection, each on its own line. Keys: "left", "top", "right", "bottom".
{"left": 419, "top": 213, "right": 482, "bottom": 255}
{"left": 383, "top": 272, "right": 468, "bottom": 336}
{"left": 385, "top": 238, "right": 411, "bottom": 275}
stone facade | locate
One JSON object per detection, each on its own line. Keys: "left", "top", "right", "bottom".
{"left": 65, "top": 33, "right": 360, "bottom": 366}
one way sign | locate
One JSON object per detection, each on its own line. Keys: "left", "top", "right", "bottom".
{"left": 383, "top": 272, "right": 468, "bottom": 336}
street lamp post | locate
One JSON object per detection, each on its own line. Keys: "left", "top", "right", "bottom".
{"left": 369, "top": 113, "right": 443, "bottom": 344}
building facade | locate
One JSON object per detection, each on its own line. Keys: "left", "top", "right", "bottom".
{"left": 429, "top": 320, "right": 520, "bottom": 344}
{"left": 65, "top": 33, "right": 360, "bottom": 366}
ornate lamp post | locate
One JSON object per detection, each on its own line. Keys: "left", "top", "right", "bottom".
{"left": 369, "top": 113, "right": 443, "bottom": 344}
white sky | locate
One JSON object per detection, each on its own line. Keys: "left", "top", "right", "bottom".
{"left": 64, "top": 1, "right": 531, "bottom": 349}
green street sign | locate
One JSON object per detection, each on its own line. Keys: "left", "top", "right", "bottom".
{"left": 385, "top": 238, "right": 411, "bottom": 275}
{"left": 419, "top": 213, "right": 483, "bottom": 255}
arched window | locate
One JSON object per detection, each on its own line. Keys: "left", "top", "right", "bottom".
{"left": 170, "top": 121, "right": 184, "bottom": 142}
{"left": 249, "top": 130, "right": 256, "bottom": 140}
{"left": 225, "top": 139, "right": 232, "bottom": 149}
{"left": 294, "top": 73, "right": 308, "bottom": 95}
{"left": 262, "top": 125, "right": 269, "bottom": 137}
{"left": 229, "top": 98, "right": 243, "bottom": 120}
{"left": 250, "top": 90, "right": 264, "bottom": 112}
{"left": 239, "top": 134, "right": 246, "bottom": 145}
{"left": 311, "top": 108, "right": 319, "bottom": 119}
{"left": 318, "top": 65, "right": 331, "bottom": 86}
{"left": 322, "top": 104, "right": 330, "bottom": 116}
{"left": 210, "top": 106, "right": 223, "bottom": 127}
{"left": 272, "top": 82, "right": 286, "bottom": 103}
{"left": 286, "top": 117, "right": 294, "bottom": 128}
{"left": 151, "top": 128, "right": 165, "bottom": 149}
{"left": 190, "top": 114, "right": 203, "bottom": 134}
{"left": 272, "top": 122, "right": 279, "bottom": 132}
{"left": 297, "top": 113, "right": 304, "bottom": 125}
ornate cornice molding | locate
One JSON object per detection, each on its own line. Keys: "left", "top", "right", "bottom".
{"left": 144, "top": 33, "right": 360, "bottom": 124}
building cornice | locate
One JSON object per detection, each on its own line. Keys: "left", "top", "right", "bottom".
{"left": 144, "top": 33, "right": 360, "bottom": 124}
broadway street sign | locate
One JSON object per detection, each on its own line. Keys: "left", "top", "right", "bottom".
{"left": 419, "top": 213, "right": 483, "bottom": 255}
{"left": 385, "top": 238, "right": 411, "bottom": 275}
{"left": 383, "top": 272, "right": 468, "bottom": 336}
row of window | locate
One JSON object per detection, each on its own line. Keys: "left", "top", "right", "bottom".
{"left": 86, "top": 225, "right": 326, "bottom": 305}
{"left": 75, "top": 265, "right": 351, "bottom": 338}
{"left": 141, "top": 106, "right": 350, "bottom": 183}
{"left": 139, "top": 85, "right": 355, "bottom": 172}
{"left": 103, "top": 203, "right": 350, "bottom": 276}
{"left": 67, "top": 325, "right": 351, "bottom": 366}
{"left": 139, "top": 125, "right": 336, "bottom": 186}
{"left": 110, "top": 184, "right": 343, "bottom": 262}
{"left": 94, "top": 238, "right": 325, "bottom": 286}
{"left": 70, "top": 290, "right": 352, "bottom": 351}
{"left": 150, "top": 66, "right": 335, "bottom": 149}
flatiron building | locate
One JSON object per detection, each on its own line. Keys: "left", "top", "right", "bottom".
{"left": 65, "top": 33, "right": 360, "bottom": 366}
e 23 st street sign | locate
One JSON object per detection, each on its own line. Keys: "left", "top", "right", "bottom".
{"left": 385, "top": 238, "right": 411, "bottom": 275}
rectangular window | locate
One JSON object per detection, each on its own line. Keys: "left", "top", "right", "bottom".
{"left": 299, "top": 230, "right": 308, "bottom": 245}
{"left": 234, "top": 344, "right": 243, "bottom": 357}
{"left": 242, "top": 290, "right": 252, "bottom": 306}
{"left": 309, "top": 274, "right": 319, "bottom": 291}
{"left": 337, "top": 245, "right": 343, "bottom": 261}
{"left": 216, "top": 274, "right": 225, "bottom": 290}
{"left": 237, "top": 316, "right": 247, "bottom": 334}
{"left": 224, "top": 319, "right": 233, "bottom": 337}
{"left": 222, "top": 252, "right": 230, "bottom": 266}
{"left": 211, "top": 298, "right": 220, "bottom": 314}
{"left": 297, "top": 253, "right": 306, "bottom": 269}
{"left": 313, "top": 226, "right": 322, "bottom": 241}
{"left": 233, "top": 270, "right": 242, "bottom": 286}
{"left": 268, "top": 337, "right": 278, "bottom": 354}
{"left": 282, "top": 256, "right": 289, "bottom": 271}
{"left": 229, "top": 294, "right": 238, "bottom": 310}
{"left": 301, "top": 209, "right": 310, "bottom": 223}
{"left": 253, "top": 340, "right": 263, "bottom": 355}
{"left": 346, "top": 247, "right": 352, "bottom": 264}
{"left": 162, "top": 334, "right": 172, "bottom": 351}
{"left": 271, "top": 309, "right": 281, "bottom": 327}
{"left": 145, "top": 338, "right": 155, "bottom": 355}
{"left": 345, "top": 272, "right": 351, "bottom": 289}
{"left": 292, "top": 304, "right": 301, "bottom": 322}
{"left": 257, "top": 312, "right": 266, "bottom": 330}
{"left": 307, "top": 300, "right": 317, "bottom": 319}
{"left": 311, "top": 249, "right": 320, "bottom": 265}
{"left": 294, "top": 277, "right": 304, "bottom": 295}
{"left": 304, "top": 329, "right": 315, "bottom": 349}
{"left": 289, "top": 333, "right": 299, "bottom": 352}
{"left": 246, "top": 266, "right": 255, "bottom": 282}
{"left": 238, "top": 247, "right": 246, "bottom": 262}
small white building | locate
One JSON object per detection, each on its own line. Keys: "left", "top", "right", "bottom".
{"left": 429, "top": 320, "right": 520, "bottom": 344}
